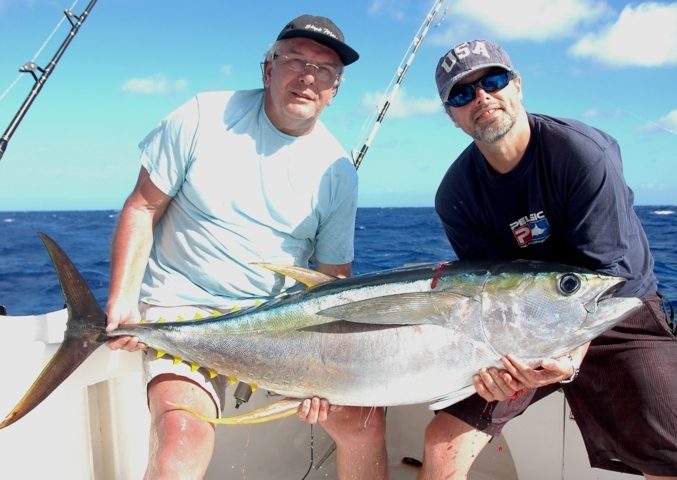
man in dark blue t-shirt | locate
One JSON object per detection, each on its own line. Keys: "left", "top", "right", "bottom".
{"left": 418, "top": 39, "right": 677, "bottom": 479}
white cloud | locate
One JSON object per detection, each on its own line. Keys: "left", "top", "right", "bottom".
{"left": 569, "top": 3, "right": 677, "bottom": 67}
{"left": 121, "top": 74, "right": 188, "bottom": 95}
{"left": 368, "top": 0, "right": 410, "bottom": 20}
{"left": 640, "top": 109, "right": 677, "bottom": 134}
{"left": 438, "top": 0, "right": 609, "bottom": 42}
{"left": 220, "top": 64, "right": 233, "bottom": 76}
{"left": 582, "top": 108, "right": 603, "bottom": 119}
{"left": 361, "top": 88, "right": 441, "bottom": 119}
{"left": 581, "top": 108, "right": 622, "bottom": 119}
{"left": 0, "top": 0, "right": 39, "bottom": 17}
{"left": 0, "top": 0, "right": 11, "bottom": 15}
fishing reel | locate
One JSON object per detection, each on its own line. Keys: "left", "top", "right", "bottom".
{"left": 232, "top": 382, "right": 281, "bottom": 408}
{"left": 233, "top": 381, "right": 252, "bottom": 408}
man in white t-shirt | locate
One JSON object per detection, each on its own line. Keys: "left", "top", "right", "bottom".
{"left": 105, "top": 15, "right": 388, "bottom": 480}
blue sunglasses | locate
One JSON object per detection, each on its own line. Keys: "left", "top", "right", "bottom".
{"left": 445, "top": 69, "right": 516, "bottom": 108}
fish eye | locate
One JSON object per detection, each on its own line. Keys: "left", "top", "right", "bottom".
{"left": 558, "top": 273, "right": 581, "bottom": 295}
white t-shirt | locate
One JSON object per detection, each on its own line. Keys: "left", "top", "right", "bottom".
{"left": 138, "top": 89, "right": 358, "bottom": 307}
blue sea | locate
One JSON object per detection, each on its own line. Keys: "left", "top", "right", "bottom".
{"left": 1, "top": 206, "right": 675, "bottom": 315}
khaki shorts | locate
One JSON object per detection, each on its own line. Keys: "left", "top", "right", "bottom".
{"left": 139, "top": 303, "right": 239, "bottom": 416}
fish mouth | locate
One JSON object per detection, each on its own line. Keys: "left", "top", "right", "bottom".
{"left": 584, "top": 277, "right": 626, "bottom": 313}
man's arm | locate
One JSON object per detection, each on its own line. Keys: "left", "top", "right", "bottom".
{"left": 315, "top": 261, "right": 351, "bottom": 279}
{"left": 105, "top": 167, "right": 172, "bottom": 351}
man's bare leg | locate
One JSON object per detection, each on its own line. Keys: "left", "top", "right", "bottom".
{"left": 144, "top": 374, "right": 216, "bottom": 480}
{"left": 417, "top": 412, "right": 491, "bottom": 480}
{"left": 300, "top": 398, "right": 388, "bottom": 480}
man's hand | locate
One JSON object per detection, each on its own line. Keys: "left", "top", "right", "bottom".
{"left": 497, "top": 353, "right": 574, "bottom": 387}
{"left": 473, "top": 360, "right": 527, "bottom": 402}
{"left": 297, "top": 397, "right": 341, "bottom": 424}
{"left": 104, "top": 300, "right": 146, "bottom": 352}
{"left": 474, "top": 343, "right": 589, "bottom": 402}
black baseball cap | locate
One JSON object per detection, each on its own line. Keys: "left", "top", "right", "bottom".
{"left": 277, "top": 14, "right": 359, "bottom": 66}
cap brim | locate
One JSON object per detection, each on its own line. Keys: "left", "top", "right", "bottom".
{"left": 278, "top": 30, "right": 359, "bottom": 66}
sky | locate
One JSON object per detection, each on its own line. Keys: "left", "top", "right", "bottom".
{"left": 0, "top": 0, "right": 675, "bottom": 211}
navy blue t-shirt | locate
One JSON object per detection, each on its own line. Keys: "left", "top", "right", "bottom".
{"left": 435, "top": 113, "right": 656, "bottom": 297}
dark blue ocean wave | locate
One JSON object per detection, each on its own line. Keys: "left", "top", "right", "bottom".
{"left": 0, "top": 207, "right": 675, "bottom": 315}
{"left": 354, "top": 207, "right": 453, "bottom": 273}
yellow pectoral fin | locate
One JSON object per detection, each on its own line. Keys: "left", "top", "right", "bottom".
{"left": 167, "top": 397, "right": 302, "bottom": 425}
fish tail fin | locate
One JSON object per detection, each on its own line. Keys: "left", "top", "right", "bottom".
{"left": 0, "top": 233, "right": 107, "bottom": 429}
{"left": 168, "top": 397, "right": 302, "bottom": 425}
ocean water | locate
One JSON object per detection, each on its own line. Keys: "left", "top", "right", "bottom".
{"left": 0, "top": 206, "right": 675, "bottom": 315}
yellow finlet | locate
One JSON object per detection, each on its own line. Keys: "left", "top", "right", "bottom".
{"left": 227, "top": 375, "right": 238, "bottom": 385}
{"left": 252, "top": 263, "right": 336, "bottom": 287}
{"left": 155, "top": 349, "right": 166, "bottom": 359}
{"left": 172, "top": 356, "right": 182, "bottom": 365}
{"left": 207, "top": 369, "right": 217, "bottom": 379}
{"left": 189, "top": 362, "right": 200, "bottom": 372}
{"left": 167, "top": 397, "right": 302, "bottom": 425}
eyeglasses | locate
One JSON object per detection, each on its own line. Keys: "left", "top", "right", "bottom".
{"left": 445, "top": 70, "right": 516, "bottom": 108}
{"left": 273, "top": 53, "right": 341, "bottom": 87}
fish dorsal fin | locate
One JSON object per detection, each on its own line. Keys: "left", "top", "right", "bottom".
{"left": 317, "top": 291, "right": 472, "bottom": 326}
{"left": 252, "top": 263, "right": 335, "bottom": 288}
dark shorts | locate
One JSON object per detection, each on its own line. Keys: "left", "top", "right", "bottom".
{"left": 439, "top": 293, "right": 677, "bottom": 476}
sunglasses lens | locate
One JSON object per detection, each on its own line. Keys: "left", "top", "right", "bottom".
{"left": 480, "top": 72, "right": 509, "bottom": 92}
{"left": 448, "top": 86, "right": 474, "bottom": 108}
{"left": 446, "top": 70, "right": 513, "bottom": 108}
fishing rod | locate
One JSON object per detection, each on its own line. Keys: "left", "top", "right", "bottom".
{"left": 352, "top": 0, "right": 445, "bottom": 170}
{"left": 0, "top": 0, "right": 98, "bottom": 161}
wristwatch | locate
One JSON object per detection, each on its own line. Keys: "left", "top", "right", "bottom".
{"left": 559, "top": 353, "right": 580, "bottom": 384}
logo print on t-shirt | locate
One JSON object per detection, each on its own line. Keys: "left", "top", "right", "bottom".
{"left": 510, "top": 211, "right": 551, "bottom": 247}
